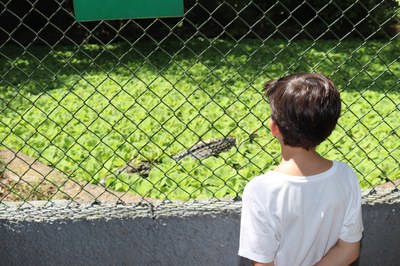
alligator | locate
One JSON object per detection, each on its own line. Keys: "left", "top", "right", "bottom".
{"left": 115, "top": 137, "right": 236, "bottom": 178}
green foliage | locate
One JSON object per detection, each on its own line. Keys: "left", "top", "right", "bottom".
{"left": 0, "top": 38, "right": 399, "bottom": 200}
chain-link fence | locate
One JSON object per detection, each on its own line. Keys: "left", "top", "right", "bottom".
{"left": 0, "top": 0, "right": 399, "bottom": 209}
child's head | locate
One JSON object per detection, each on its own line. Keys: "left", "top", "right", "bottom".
{"left": 265, "top": 73, "right": 341, "bottom": 150}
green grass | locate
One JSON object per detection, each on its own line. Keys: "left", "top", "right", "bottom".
{"left": 0, "top": 38, "right": 399, "bottom": 200}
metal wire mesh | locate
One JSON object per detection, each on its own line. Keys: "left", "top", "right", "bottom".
{"left": 0, "top": 0, "right": 399, "bottom": 210}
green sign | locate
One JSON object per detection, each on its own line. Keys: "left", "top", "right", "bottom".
{"left": 73, "top": 0, "right": 184, "bottom": 21}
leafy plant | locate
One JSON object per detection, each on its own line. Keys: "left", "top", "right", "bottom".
{"left": 0, "top": 38, "right": 399, "bottom": 200}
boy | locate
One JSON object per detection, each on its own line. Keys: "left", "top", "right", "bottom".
{"left": 238, "top": 73, "right": 363, "bottom": 266}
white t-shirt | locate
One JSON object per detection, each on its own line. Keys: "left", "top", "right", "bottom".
{"left": 238, "top": 161, "right": 363, "bottom": 266}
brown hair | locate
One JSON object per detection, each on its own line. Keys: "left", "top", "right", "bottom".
{"left": 265, "top": 73, "right": 341, "bottom": 150}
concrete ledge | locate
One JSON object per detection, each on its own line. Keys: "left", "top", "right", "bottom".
{"left": 0, "top": 200, "right": 399, "bottom": 266}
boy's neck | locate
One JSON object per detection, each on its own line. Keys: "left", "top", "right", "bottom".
{"left": 274, "top": 145, "right": 332, "bottom": 177}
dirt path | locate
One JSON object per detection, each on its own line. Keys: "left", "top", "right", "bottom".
{"left": 0, "top": 148, "right": 159, "bottom": 205}
{"left": 1, "top": 148, "right": 398, "bottom": 205}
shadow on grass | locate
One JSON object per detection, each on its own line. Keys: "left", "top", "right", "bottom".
{"left": 0, "top": 38, "right": 398, "bottom": 99}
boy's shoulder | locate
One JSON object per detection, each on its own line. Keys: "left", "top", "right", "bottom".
{"left": 243, "top": 170, "right": 287, "bottom": 195}
{"left": 242, "top": 161, "right": 360, "bottom": 207}
{"left": 245, "top": 161, "right": 357, "bottom": 192}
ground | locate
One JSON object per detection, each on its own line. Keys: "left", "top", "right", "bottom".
{"left": 0, "top": 148, "right": 398, "bottom": 205}
{"left": 0, "top": 148, "right": 159, "bottom": 205}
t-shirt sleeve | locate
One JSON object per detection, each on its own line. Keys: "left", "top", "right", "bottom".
{"left": 339, "top": 170, "right": 364, "bottom": 243}
{"left": 238, "top": 183, "right": 279, "bottom": 263}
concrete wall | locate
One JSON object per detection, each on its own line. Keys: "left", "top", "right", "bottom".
{"left": 0, "top": 201, "right": 399, "bottom": 266}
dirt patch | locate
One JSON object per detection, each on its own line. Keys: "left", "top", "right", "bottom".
{"left": 0, "top": 149, "right": 159, "bottom": 205}
{"left": 1, "top": 148, "right": 398, "bottom": 205}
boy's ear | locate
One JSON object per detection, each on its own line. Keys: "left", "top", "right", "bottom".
{"left": 269, "top": 119, "right": 280, "bottom": 137}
